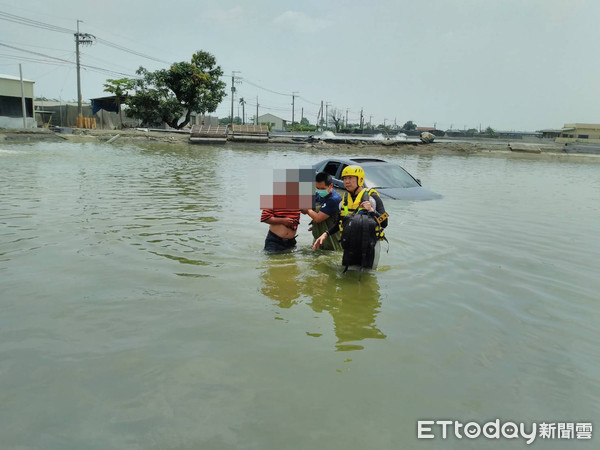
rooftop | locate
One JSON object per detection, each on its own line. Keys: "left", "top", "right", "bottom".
{"left": 0, "top": 73, "right": 34, "bottom": 83}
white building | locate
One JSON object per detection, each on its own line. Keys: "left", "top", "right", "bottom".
{"left": 0, "top": 74, "right": 36, "bottom": 129}
{"left": 257, "top": 113, "right": 287, "bottom": 131}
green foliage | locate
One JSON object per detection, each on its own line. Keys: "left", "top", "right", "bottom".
{"left": 484, "top": 126, "right": 497, "bottom": 137}
{"left": 286, "top": 123, "right": 317, "bottom": 132}
{"left": 105, "top": 51, "right": 226, "bottom": 129}
{"left": 402, "top": 120, "right": 417, "bottom": 131}
{"left": 300, "top": 117, "right": 310, "bottom": 126}
{"left": 218, "top": 116, "right": 242, "bottom": 125}
{"left": 103, "top": 78, "right": 135, "bottom": 99}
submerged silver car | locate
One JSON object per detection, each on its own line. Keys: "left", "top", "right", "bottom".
{"left": 312, "top": 157, "right": 442, "bottom": 200}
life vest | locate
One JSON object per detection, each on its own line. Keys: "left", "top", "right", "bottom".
{"left": 341, "top": 213, "right": 379, "bottom": 271}
{"left": 339, "top": 188, "right": 386, "bottom": 241}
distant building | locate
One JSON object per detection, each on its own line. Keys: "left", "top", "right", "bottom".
{"left": 0, "top": 74, "right": 36, "bottom": 129}
{"left": 193, "top": 114, "right": 219, "bottom": 126}
{"left": 555, "top": 123, "right": 600, "bottom": 143}
{"left": 257, "top": 113, "right": 287, "bottom": 131}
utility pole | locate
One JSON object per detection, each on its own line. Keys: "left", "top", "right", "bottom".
{"left": 319, "top": 101, "right": 323, "bottom": 130}
{"left": 256, "top": 96, "right": 259, "bottom": 125}
{"left": 301, "top": 107, "right": 304, "bottom": 123}
{"left": 325, "top": 102, "right": 330, "bottom": 130}
{"left": 369, "top": 115, "right": 373, "bottom": 128}
{"left": 230, "top": 71, "right": 240, "bottom": 128}
{"left": 346, "top": 108, "right": 349, "bottom": 128}
{"left": 360, "top": 108, "right": 364, "bottom": 133}
{"left": 291, "top": 92, "right": 298, "bottom": 132}
{"left": 19, "top": 64, "right": 27, "bottom": 128}
{"left": 74, "top": 20, "right": 95, "bottom": 121}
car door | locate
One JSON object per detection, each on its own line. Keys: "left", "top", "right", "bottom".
{"left": 333, "top": 163, "right": 348, "bottom": 191}
{"left": 319, "top": 161, "right": 343, "bottom": 189}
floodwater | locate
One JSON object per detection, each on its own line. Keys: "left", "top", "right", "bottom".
{"left": 1, "top": 142, "right": 599, "bottom": 449}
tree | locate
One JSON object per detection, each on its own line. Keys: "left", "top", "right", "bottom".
{"left": 108, "top": 51, "right": 226, "bottom": 129}
{"left": 402, "top": 120, "right": 417, "bottom": 131}
{"left": 300, "top": 117, "right": 310, "bottom": 127}
{"left": 239, "top": 97, "right": 246, "bottom": 124}
{"left": 329, "top": 108, "right": 344, "bottom": 132}
{"left": 483, "top": 126, "right": 497, "bottom": 137}
{"left": 103, "top": 78, "right": 135, "bottom": 127}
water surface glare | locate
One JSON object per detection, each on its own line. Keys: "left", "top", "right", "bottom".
{"left": 1, "top": 142, "right": 599, "bottom": 449}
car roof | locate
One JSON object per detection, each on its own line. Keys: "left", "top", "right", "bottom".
{"left": 321, "top": 157, "right": 389, "bottom": 165}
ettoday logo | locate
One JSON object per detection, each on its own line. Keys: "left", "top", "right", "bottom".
{"left": 417, "top": 420, "right": 593, "bottom": 445}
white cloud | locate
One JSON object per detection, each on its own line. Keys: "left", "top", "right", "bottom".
{"left": 272, "top": 11, "right": 331, "bottom": 34}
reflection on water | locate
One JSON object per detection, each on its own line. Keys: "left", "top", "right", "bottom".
{"left": 260, "top": 252, "right": 385, "bottom": 351}
{"left": 304, "top": 269, "right": 385, "bottom": 351}
{"left": 260, "top": 254, "right": 303, "bottom": 309}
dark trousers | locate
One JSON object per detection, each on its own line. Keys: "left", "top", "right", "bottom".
{"left": 264, "top": 230, "right": 297, "bottom": 253}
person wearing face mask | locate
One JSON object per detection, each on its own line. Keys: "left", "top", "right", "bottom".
{"left": 313, "top": 165, "right": 388, "bottom": 272}
{"left": 300, "top": 172, "right": 342, "bottom": 251}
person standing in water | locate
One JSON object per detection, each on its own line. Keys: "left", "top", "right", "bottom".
{"left": 313, "top": 165, "right": 388, "bottom": 270}
{"left": 301, "top": 172, "right": 342, "bottom": 251}
{"left": 261, "top": 208, "right": 301, "bottom": 253}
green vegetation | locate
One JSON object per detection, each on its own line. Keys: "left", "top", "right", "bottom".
{"left": 104, "top": 51, "right": 226, "bottom": 129}
{"left": 219, "top": 116, "right": 242, "bottom": 125}
{"left": 401, "top": 120, "right": 416, "bottom": 131}
{"left": 483, "top": 126, "right": 497, "bottom": 138}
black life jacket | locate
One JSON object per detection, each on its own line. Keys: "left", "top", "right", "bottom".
{"left": 340, "top": 213, "right": 378, "bottom": 271}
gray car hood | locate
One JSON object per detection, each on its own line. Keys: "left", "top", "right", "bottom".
{"left": 374, "top": 186, "right": 442, "bottom": 201}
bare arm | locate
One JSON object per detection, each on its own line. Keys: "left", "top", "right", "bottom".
{"left": 264, "top": 217, "right": 296, "bottom": 227}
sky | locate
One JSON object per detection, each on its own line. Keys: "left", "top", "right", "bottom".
{"left": 1, "top": 0, "right": 598, "bottom": 131}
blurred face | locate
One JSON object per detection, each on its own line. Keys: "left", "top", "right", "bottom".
{"left": 342, "top": 175, "right": 358, "bottom": 191}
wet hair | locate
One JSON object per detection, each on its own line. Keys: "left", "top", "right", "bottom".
{"left": 315, "top": 172, "right": 333, "bottom": 185}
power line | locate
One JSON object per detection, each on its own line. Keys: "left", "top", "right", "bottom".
{"left": 298, "top": 95, "right": 321, "bottom": 107}
{"left": 0, "top": 11, "right": 171, "bottom": 65}
{"left": 240, "top": 77, "right": 291, "bottom": 97}
{"left": 0, "top": 11, "right": 74, "bottom": 34}
{"left": 0, "top": 42, "right": 137, "bottom": 78}
{"left": 95, "top": 37, "right": 171, "bottom": 65}
{"left": 0, "top": 53, "right": 72, "bottom": 66}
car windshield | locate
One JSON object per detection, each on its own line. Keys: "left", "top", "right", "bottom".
{"left": 364, "top": 165, "right": 419, "bottom": 188}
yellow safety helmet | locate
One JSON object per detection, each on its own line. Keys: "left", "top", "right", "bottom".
{"left": 341, "top": 165, "right": 365, "bottom": 186}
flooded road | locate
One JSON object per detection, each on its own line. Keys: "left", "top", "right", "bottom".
{"left": 1, "top": 142, "right": 598, "bottom": 449}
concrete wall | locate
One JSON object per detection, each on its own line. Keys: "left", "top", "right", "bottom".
{"left": 0, "top": 116, "right": 37, "bottom": 129}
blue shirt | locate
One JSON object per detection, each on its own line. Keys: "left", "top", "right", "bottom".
{"left": 314, "top": 190, "right": 342, "bottom": 218}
